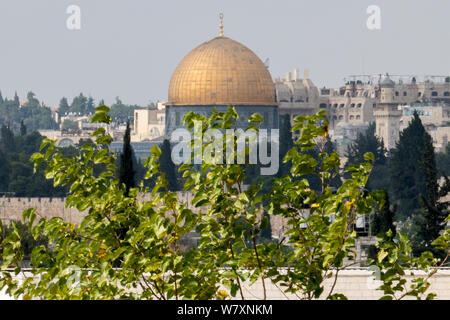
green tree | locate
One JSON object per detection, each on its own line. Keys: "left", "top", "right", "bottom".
{"left": 13, "top": 92, "right": 20, "bottom": 108}
{"left": 345, "top": 122, "right": 388, "bottom": 191}
{"left": 86, "top": 97, "right": 95, "bottom": 114}
{"left": 0, "top": 125, "right": 15, "bottom": 154}
{"left": 20, "top": 120, "right": 27, "bottom": 136}
{"left": 118, "top": 120, "right": 135, "bottom": 196}
{"left": 58, "top": 97, "right": 70, "bottom": 116}
{"left": 371, "top": 190, "right": 397, "bottom": 239}
{"left": 159, "top": 139, "right": 179, "bottom": 192}
{"left": 61, "top": 119, "right": 79, "bottom": 131}
{"left": 0, "top": 106, "right": 446, "bottom": 300}
{"left": 0, "top": 150, "right": 10, "bottom": 191}
{"left": 0, "top": 221, "right": 48, "bottom": 257}
{"left": 24, "top": 92, "right": 39, "bottom": 108}
{"left": 278, "top": 114, "right": 294, "bottom": 178}
{"left": 410, "top": 135, "right": 449, "bottom": 258}
{"left": 390, "top": 111, "right": 430, "bottom": 220}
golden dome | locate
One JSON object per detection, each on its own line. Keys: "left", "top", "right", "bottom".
{"left": 167, "top": 36, "right": 276, "bottom": 106}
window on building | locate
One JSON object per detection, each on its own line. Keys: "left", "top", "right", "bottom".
{"left": 432, "top": 91, "right": 438, "bottom": 97}
{"left": 349, "top": 115, "right": 354, "bottom": 120}
{"left": 333, "top": 104, "right": 338, "bottom": 108}
{"left": 319, "top": 103, "right": 327, "bottom": 109}
{"left": 395, "top": 91, "right": 399, "bottom": 96}
{"left": 338, "top": 115, "right": 343, "bottom": 120}
{"left": 340, "top": 104, "right": 344, "bottom": 108}
{"left": 351, "top": 103, "right": 355, "bottom": 108}
{"left": 357, "top": 103, "right": 362, "bottom": 108}
{"left": 333, "top": 115, "right": 337, "bottom": 120}
{"left": 356, "top": 115, "right": 361, "bottom": 120}
{"left": 444, "top": 92, "right": 450, "bottom": 97}
{"left": 403, "top": 91, "right": 407, "bottom": 96}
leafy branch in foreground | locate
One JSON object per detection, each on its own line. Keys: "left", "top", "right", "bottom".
{"left": 0, "top": 106, "right": 447, "bottom": 300}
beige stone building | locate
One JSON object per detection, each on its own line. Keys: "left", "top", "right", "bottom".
{"left": 132, "top": 102, "right": 166, "bottom": 142}
{"left": 289, "top": 74, "right": 450, "bottom": 152}
{"left": 274, "top": 69, "right": 320, "bottom": 121}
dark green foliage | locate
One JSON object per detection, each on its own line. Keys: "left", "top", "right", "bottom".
{"left": 302, "top": 136, "right": 341, "bottom": 192}
{"left": 390, "top": 111, "right": 431, "bottom": 219}
{"left": 61, "top": 119, "right": 79, "bottom": 131}
{"left": 1, "top": 125, "right": 15, "bottom": 154}
{"left": 118, "top": 121, "right": 135, "bottom": 196}
{"left": 70, "top": 93, "right": 92, "bottom": 115}
{"left": 436, "top": 142, "right": 450, "bottom": 177}
{"left": 57, "top": 94, "right": 96, "bottom": 117}
{"left": 421, "top": 132, "right": 439, "bottom": 205}
{"left": 23, "top": 92, "right": 39, "bottom": 108}
{"left": 345, "top": 122, "right": 388, "bottom": 191}
{"left": 410, "top": 136, "right": 449, "bottom": 258}
{"left": 0, "top": 106, "right": 444, "bottom": 300}
{"left": 0, "top": 130, "right": 68, "bottom": 197}
{"left": 109, "top": 97, "right": 144, "bottom": 124}
{"left": 371, "top": 190, "right": 397, "bottom": 239}
{"left": 159, "top": 139, "right": 179, "bottom": 191}
{"left": 13, "top": 92, "right": 20, "bottom": 107}
{"left": 278, "top": 114, "right": 294, "bottom": 178}
{"left": 58, "top": 97, "right": 70, "bottom": 116}
{"left": 20, "top": 120, "right": 27, "bottom": 136}
{"left": 0, "top": 151, "right": 10, "bottom": 191}
{"left": 0, "top": 221, "right": 48, "bottom": 257}
{"left": 0, "top": 91, "right": 57, "bottom": 133}
{"left": 324, "top": 136, "right": 342, "bottom": 190}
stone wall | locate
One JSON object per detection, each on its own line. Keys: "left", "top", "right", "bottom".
{"left": 0, "top": 197, "right": 85, "bottom": 225}
{"left": 0, "top": 193, "right": 286, "bottom": 238}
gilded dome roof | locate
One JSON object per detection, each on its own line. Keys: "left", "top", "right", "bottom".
{"left": 167, "top": 36, "right": 276, "bottom": 106}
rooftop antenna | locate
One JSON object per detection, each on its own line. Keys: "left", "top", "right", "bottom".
{"left": 219, "top": 13, "right": 224, "bottom": 37}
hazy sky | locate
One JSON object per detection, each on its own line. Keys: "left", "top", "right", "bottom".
{"left": 0, "top": 0, "right": 449, "bottom": 108}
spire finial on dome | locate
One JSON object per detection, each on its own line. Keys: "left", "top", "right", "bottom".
{"left": 219, "top": 13, "right": 224, "bottom": 37}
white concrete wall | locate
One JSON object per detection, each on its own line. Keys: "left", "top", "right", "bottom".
{"left": 1, "top": 269, "right": 449, "bottom": 300}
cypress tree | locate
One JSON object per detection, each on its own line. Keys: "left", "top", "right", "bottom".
{"left": 118, "top": 120, "right": 135, "bottom": 196}
{"left": 390, "top": 111, "right": 429, "bottom": 219}
{"left": 371, "top": 190, "right": 397, "bottom": 238}
{"left": 20, "top": 120, "right": 27, "bottom": 136}
{"left": 411, "top": 134, "right": 449, "bottom": 258}
{"left": 87, "top": 97, "right": 95, "bottom": 114}
{"left": 368, "top": 190, "right": 397, "bottom": 260}
{"left": 58, "top": 97, "right": 70, "bottom": 116}
{"left": 345, "top": 122, "right": 387, "bottom": 191}
{"left": 159, "top": 139, "right": 178, "bottom": 191}
{"left": 0, "top": 150, "right": 10, "bottom": 191}
{"left": 277, "top": 114, "right": 294, "bottom": 178}
{"left": 13, "top": 92, "right": 20, "bottom": 107}
{"left": 0, "top": 124, "right": 15, "bottom": 154}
